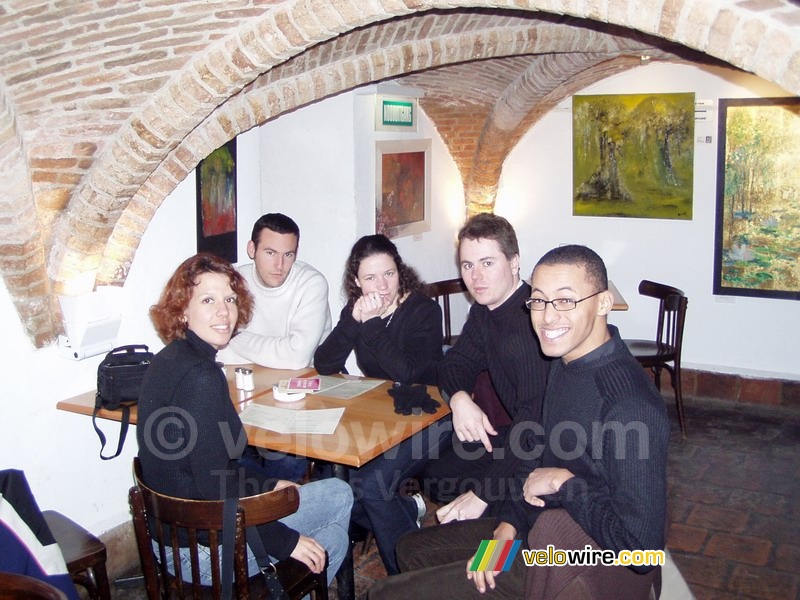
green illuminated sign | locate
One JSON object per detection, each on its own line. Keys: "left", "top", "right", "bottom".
{"left": 382, "top": 100, "right": 414, "bottom": 127}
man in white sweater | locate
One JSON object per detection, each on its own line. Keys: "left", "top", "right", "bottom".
{"left": 218, "top": 213, "right": 332, "bottom": 369}
{"left": 218, "top": 213, "right": 332, "bottom": 481}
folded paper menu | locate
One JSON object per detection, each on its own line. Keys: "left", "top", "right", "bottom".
{"left": 275, "top": 377, "right": 321, "bottom": 394}
{"left": 239, "top": 404, "right": 344, "bottom": 435}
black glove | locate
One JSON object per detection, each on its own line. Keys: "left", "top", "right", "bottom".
{"left": 388, "top": 383, "right": 440, "bottom": 415}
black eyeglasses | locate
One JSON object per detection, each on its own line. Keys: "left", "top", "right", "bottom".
{"left": 525, "top": 290, "right": 604, "bottom": 312}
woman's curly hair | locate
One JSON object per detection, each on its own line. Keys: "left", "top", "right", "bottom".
{"left": 150, "top": 252, "right": 254, "bottom": 344}
{"left": 342, "top": 234, "right": 423, "bottom": 305}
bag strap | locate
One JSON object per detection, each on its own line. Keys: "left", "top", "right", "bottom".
{"left": 92, "top": 395, "right": 130, "bottom": 460}
{"left": 221, "top": 497, "right": 237, "bottom": 600}
{"left": 245, "top": 526, "right": 289, "bottom": 600}
{"left": 220, "top": 498, "right": 288, "bottom": 600}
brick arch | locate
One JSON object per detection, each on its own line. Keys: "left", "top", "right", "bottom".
{"left": 0, "top": 86, "right": 53, "bottom": 346}
{"left": 4, "top": 0, "right": 796, "bottom": 346}
{"left": 98, "top": 20, "right": 667, "bottom": 285}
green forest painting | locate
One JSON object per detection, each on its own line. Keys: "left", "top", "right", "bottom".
{"left": 573, "top": 92, "right": 695, "bottom": 219}
{"left": 713, "top": 97, "right": 800, "bottom": 300}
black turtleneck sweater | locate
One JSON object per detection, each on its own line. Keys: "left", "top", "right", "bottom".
{"left": 437, "top": 282, "right": 551, "bottom": 497}
{"left": 500, "top": 326, "right": 669, "bottom": 573}
{"left": 136, "top": 329, "right": 298, "bottom": 559}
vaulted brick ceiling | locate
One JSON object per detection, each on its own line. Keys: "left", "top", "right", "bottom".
{"left": 0, "top": 1, "right": 798, "bottom": 347}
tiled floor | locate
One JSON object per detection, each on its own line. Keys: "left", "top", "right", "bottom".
{"left": 111, "top": 396, "right": 800, "bottom": 599}
{"left": 664, "top": 398, "right": 800, "bottom": 600}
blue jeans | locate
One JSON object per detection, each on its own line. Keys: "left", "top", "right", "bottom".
{"left": 164, "top": 478, "right": 352, "bottom": 586}
{"left": 348, "top": 416, "right": 452, "bottom": 575}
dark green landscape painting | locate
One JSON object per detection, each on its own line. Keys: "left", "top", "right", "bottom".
{"left": 713, "top": 97, "right": 800, "bottom": 300}
{"left": 573, "top": 92, "right": 695, "bottom": 219}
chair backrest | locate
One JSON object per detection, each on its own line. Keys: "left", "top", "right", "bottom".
{"left": 129, "top": 457, "right": 300, "bottom": 599}
{"left": 638, "top": 280, "right": 688, "bottom": 355}
{"left": 425, "top": 278, "right": 468, "bottom": 345}
{"left": 0, "top": 572, "right": 68, "bottom": 600}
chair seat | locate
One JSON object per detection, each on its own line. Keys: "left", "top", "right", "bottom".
{"left": 624, "top": 340, "right": 677, "bottom": 363}
{"left": 159, "top": 557, "right": 321, "bottom": 599}
{"left": 42, "top": 510, "right": 110, "bottom": 600}
{"left": 0, "top": 572, "right": 68, "bottom": 600}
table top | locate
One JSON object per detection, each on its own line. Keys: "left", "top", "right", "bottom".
{"left": 57, "top": 365, "right": 450, "bottom": 468}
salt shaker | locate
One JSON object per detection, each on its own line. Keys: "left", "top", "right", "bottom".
{"left": 234, "top": 367, "right": 245, "bottom": 389}
{"left": 240, "top": 368, "right": 255, "bottom": 391}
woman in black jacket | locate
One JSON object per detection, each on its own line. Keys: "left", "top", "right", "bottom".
{"left": 314, "top": 234, "right": 447, "bottom": 574}
{"left": 136, "top": 252, "right": 351, "bottom": 586}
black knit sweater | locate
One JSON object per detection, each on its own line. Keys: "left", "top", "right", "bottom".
{"left": 437, "top": 282, "right": 551, "bottom": 499}
{"left": 313, "top": 290, "right": 443, "bottom": 386}
{"left": 500, "top": 327, "right": 669, "bottom": 573}
{"left": 136, "top": 330, "right": 299, "bottom": 559}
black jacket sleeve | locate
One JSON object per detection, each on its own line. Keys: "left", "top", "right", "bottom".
{"left": 313, "top": 305, "right": 357, "bottom": 375}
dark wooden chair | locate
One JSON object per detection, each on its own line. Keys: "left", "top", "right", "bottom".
{"left": 425, "top": 277, "right": 468, "bottom": 346}
{"left": 623, "top": 280, "right": 689, "bottom": 438}
{"left": 129, "top": 458, "right": 327, "bottom": 600}
{"left": 0, "top": 572, "right": 68, "bottom": 600}
{"left": 42, "top": 510, "right": 110, "bottom": 600}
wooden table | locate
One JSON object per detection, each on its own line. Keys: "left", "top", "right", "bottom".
{"left": 58, "top": 365, "right": 450, "bottom": 600}
{"left": 58, "top": 366, "right": 450, "bottom": 471}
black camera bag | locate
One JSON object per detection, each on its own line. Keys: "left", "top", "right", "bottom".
{"left": 93, "top": 344, "right": 153, "bottom": 460}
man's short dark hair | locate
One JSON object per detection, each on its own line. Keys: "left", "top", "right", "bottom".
{"left": 250, "top": 213, "right": 300, "bottom": 246}
{"left": 535, "top": 245, "right": 608, "bottom": 292}
{"left": 457, "top": 213, "right": 519, "bottom": 260}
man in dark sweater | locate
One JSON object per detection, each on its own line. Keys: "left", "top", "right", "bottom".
{"left": 423, "top": 213, "right": 551, "bottom": 523}
{"left": 371, "top": 244, "right": 669, "bottom": 599}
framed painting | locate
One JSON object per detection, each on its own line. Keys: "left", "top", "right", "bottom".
{"left": 196, "top": 139, "right": 237, "bottom": 263}
{"left": 573, "top": 92, "right": 695, "bottom": 219}
{"left": 375, "top": 139, "right": 431, "bottom": 238}
{"left": 713, "top": 97, "right": 800, "bottom": 300}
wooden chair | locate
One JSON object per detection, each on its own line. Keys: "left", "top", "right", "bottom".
{"left": 425, "top": 277, "right": 468, "bottom": 346}
{"left": 0, "top": 572, "right": 68, "bottom": 600}
{"left": 129, "top": 458, "right": 327, "bottom": 600}
{"left": 42, "top": 510, "right": 110, "bottom": 600}
{"left": 623, "top": 280, "right": 689, "bottom": 438}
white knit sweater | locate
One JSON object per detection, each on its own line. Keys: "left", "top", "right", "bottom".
{"left": 217, "top": 261, "right": 332, "bottom": 369}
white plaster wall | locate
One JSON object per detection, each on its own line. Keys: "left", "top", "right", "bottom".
{"left": 256, "top": 89, "right": 471, "bottom": 364}
{"left": 495, "top": 62, "right": 798, "bottom": 379}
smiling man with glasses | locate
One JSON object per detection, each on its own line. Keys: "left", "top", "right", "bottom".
{"left": 370, "top": 244, "right": 668, "bottom": 599}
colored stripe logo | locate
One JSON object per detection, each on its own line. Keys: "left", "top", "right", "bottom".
{"left": 469, "top": 540, "right": 522, "bottom": 572}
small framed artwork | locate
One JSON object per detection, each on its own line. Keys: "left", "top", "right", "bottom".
{"left": 713, "top": 97, "right": 800, "bottom": 300}
{"left": 375, "top": 139, "right": 431, "bottom": 239}
{"left": 196, "top": 139, "right": 237, "bottom": 263}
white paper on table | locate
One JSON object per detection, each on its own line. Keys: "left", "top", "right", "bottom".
{"left": 315, "top": 375, "right": 385, "bottom": 399}
{"left": 239, "top": 404, "right": 345, "bottom": 435}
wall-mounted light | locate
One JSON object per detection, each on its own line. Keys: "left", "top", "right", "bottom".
{"left": 58, "top": 287, "right": 122, "bottom": 360}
